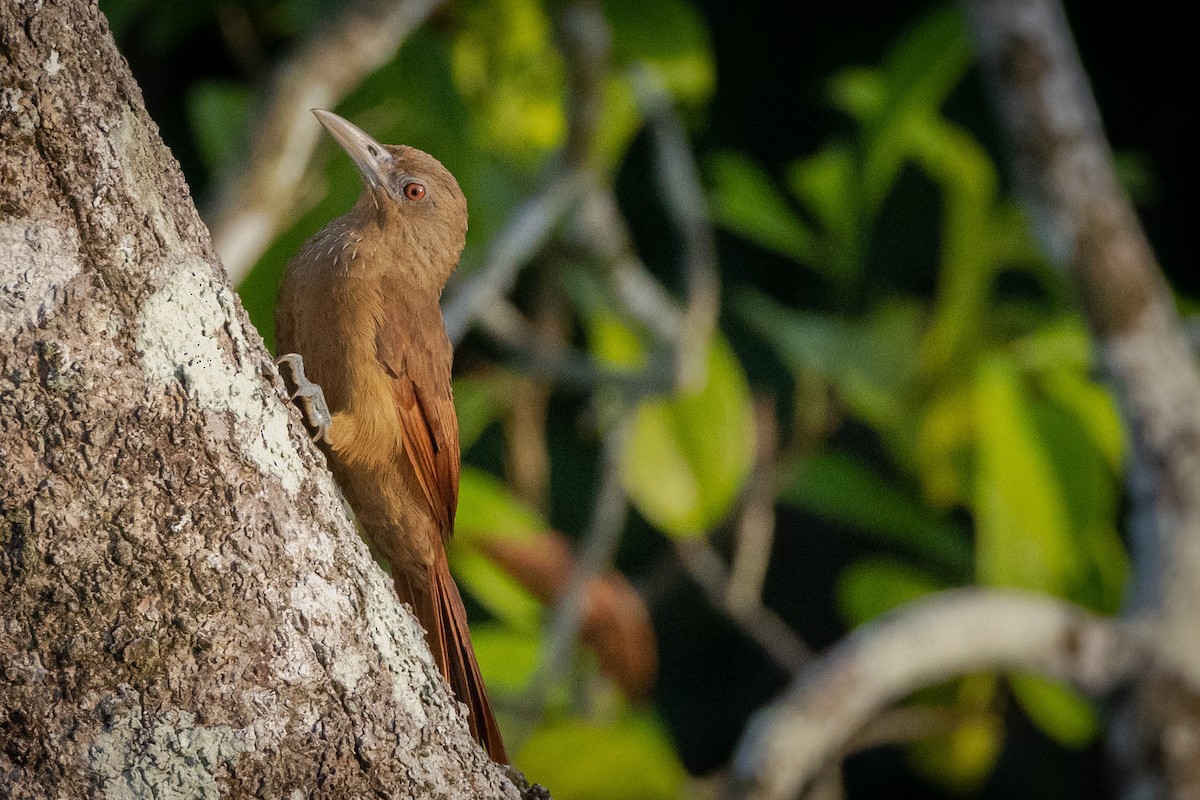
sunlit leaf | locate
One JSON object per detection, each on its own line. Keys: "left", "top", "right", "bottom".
{"left": 856, "top": 6, "right": 972, "bottom": 212}
{"left": 451, "top": 468, "right": 547, "bottom": 627}
{"left": 785, "top": 144, "right": 857, "bottom": 248}
{"left": 781, "top": 454, "right": 971, "bottom": 572}
{"left": 827, "top": 66, "right": 884, "bottom": 122}
{"left": 1025, "top": 392, "right": 1128, "bottom": 612}
{"left": 605, "top": 0, "right": 714, "bottom": 105}
{"left": 916, "top": 380, "right": 975, "bottom": 508}
{"left": 912, "top": 117, "right": 999, "bottom": 378}
{"left": 517, "top": 715, "right": 687, "bottom": 800}
{"left": 450, "top": 545, "right": 542, "bottom": 631}
{"left": 593, "top": 0, "right": 714, "bottom": 169}
{"left": 836, "top": 559, "right": 950, "bottom": 627}
{"left": 1037, "top": 370, "right": 1125, "bottom": 473}
{"left": 451, "top": 0, "right": 565, "bottom": 162}
{"left": 1009, "top": 318, "right": 1095, "bottom": 375}
{"left": 973, "top": 356, "right": 1078, "bottom": 594}
{"left": 1009, "top": 674, "right": 1099, "bottom": 748}
{"left": 589, "top": 311, "right": 650, "bottom": 370}
{"left": 621, "top": 335, "right": 755, "bottom": 537}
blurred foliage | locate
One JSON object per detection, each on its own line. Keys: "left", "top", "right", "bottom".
{"left": 708, "top": 5, "right": 1125, "bottom": 790}
{"left": 100, "top": 0, "right": 1141, "bottom": 795}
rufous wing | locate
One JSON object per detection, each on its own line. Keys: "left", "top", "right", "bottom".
{"left": 376, "top": 328, "right": 460, "bottom": 539}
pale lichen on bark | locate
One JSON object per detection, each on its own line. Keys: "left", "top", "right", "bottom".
{"left": 136, "top": 265, "right": 307, "bottom": 495}
{"left": 1, "top": 1, "right": 520, "bottom": 797}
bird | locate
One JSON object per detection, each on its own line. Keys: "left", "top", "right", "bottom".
{"left": 274, "top": 108, "right": 506, "bottom": 762}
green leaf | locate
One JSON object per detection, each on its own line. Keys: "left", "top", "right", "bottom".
{"left": 455, "top": 467, "right": 547, "bottom": 544}
{"left": 1025, "top": 390, "right": 1128, "bottom": 612}
{"left": 827, "top": 67, "right": 885, "bottom": 122}
{"left": 707, "top": 151, "right": 819, "bottom": 265}
{"left": 186, "top": 80, "right": 252, "bottom": 175}
{"left": 605, "top": 0, "right": 714, "bottom": 105}
{"left": 451, "top": 468, "right": 548, "bottom": 628}
{"left": 973, "top": 356, "right": 1078, "bottom": 594}
{"left": 781, "top": 454, "right": 971, "bottom": 572}
{"left": 836, "top": 559, "right": 950, "bottom": 627}
{"left": 517, "top": 715, "right": 687, "bottom": 800}
{"left": 1037, "top": 369, "right": 1125, "bottom": 473}
{"left": 784, "top": 144, "right": 858, "bottom": 260}
{"left": 1009, "top": 674, "right": 1099, "bottom": 748}
{"left": 471, "top": 624, "right": 543, "bottom": 694}
{"left": 589, "top": 311, "right": 650, "bottom": 370}
{"left": 855, "top": 6, "right": 972, "bottom": 213}
{"left": 450, "top": 545, "right": 542, "bottom": 631}
{"left": 596, "top": 0, "right": 714, "bottom": 169}
{"left": 912, "top": 117, "right": 999, "bottom": 378}
{"left": 908, "top": 710, "right": 1004, "bottom": 794}
{"left": 453, "top": 374, "right": 515, "bottom": 451}
{"left": 621, "top": 335, "right": 755, "bottom": 537}
{"left": 736, "top": 290, "right": 921, "bottom": 440}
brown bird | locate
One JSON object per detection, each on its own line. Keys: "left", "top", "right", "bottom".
{"left": 275, "top": 109, "right": 506, "bottom": 762}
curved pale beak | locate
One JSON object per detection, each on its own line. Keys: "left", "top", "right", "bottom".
{"left": 312, "top": 109, "right": 392, "bottom": 191}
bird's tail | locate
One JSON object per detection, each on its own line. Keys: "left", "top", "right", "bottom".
{"left": 393, "top": 555, "right": 508, "bottom": 763}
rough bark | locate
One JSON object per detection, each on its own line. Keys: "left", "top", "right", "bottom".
{"left": 0, "top": 2, "right": 518, "bottom": 797}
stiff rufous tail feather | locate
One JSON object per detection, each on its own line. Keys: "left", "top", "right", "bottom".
{"left": 393, "top": 555, "right": 508, "bottom": 763}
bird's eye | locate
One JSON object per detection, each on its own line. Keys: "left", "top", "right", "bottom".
{"left": 403, "top": 181, "right": 427, "bottom": 201}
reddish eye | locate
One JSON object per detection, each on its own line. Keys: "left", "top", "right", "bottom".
{"left": 403, "top": 182, "right": 427, "bottom": 201}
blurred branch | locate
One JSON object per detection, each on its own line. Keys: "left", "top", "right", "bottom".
{"left": 442, "top": 171, "right": 591, "bottom": 345}
{"left": 727, "top": 398, "right": 781, "bottom": 615}
{"left": 205, "top": 0, "right": 444, "bottom": 283}
{"left": 516, "top": 425, "right": 631, "bottom": 739}
{"left": 632, "top": 64, "right": 722, "bottom": 390}
{"left": 848, "top": 705, "right": 972, "bottom": 753}
{"left": 675, "top": 539, "right": 811, "bottom": 675}
{"left": 725, "top": 590, "right": 1142, "bottom": 800}
{"left": 573, "top": 188, "right": 684, "bottom": 342}
{"left": 963, "top": 0, "right": 1200, "bottom": 793}
{"left": 556, "top": 0, "right": 610, "bottom": 170}
{"left": 476, "top": 297, "right": 674, "bottom": 395}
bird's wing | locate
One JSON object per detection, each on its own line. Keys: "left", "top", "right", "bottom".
{"left": 376, "top": 326, "right": 459, "bottom": 539}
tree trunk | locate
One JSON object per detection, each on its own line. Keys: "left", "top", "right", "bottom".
{"left": 0, "top": 2, "right": 518, "bottom": 797}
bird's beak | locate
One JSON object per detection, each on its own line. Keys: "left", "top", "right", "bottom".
{"left": 312, "top": 109, "right": 392, "bottom": 192}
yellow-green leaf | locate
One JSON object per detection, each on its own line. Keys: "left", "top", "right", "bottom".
{"left": 455, "top": 467, "right": 546, "bottom": 544}
{"left": 973, "top": 357, "right": 1078, "bottom": 594}
{"left": 621, "top": 335, "right": 755, "bottom": 537}
{"left": 836, "top": 559, "right": 951, "bottom": 627}
{"left": 471, "top": 624, "right": 542, "bottom": 694}
{"left": 1010, "top": 674, "right": 1099, "bottom": 748}
{"left": 517, "top": 715, "right": 687, "bottom": 800}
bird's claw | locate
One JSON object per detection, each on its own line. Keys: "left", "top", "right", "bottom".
{"left": 276, "top": 353, "right": 332, "bottom": 445}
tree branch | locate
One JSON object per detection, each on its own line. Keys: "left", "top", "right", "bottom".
{"left": 725, "top": 590, "right": 1140, "bottom": 800}
{"left": 962, "top": 1, "right": 1200, "bottom": 793}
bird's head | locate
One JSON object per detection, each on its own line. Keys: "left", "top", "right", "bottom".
{"left": 313, "top": 109, "right": 468, "bottom": 284}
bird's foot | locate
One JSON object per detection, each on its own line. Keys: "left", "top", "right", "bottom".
{"left": 276, "top": 353, "right": 332, "bottom": 445}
